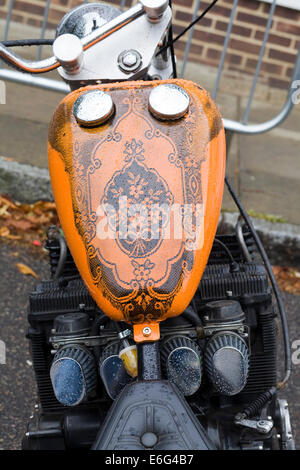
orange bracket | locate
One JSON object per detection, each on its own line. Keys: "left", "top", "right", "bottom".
{"left": 133, "top": 322, "right": 160, "bottom": 343}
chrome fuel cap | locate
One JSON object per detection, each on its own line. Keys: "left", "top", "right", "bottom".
{"left": 148, "top": 84, "right": 190, "bottom": 120}
{"left": 73, "top": 90, "right": 114, "bottom": 127}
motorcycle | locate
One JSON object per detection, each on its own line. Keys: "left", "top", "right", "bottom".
{"left": 0, "top": 0, "right": 295, "bottom": 450}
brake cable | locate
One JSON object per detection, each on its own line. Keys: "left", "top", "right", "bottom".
{"left": 168, "top": 0, "right": 177, "bottom": 78}
{"left": 156, "top": 0, "right": 220, "bottom": 57}
{"left": 1, "top": 39, "right": 54, "bottom": 47}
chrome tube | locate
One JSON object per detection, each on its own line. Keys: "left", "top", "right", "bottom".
{"left": 223, "top": 43, "right": 300, "bottom": 135}
{"left": 0, "top": 68, "right": 70, "bottom": 93}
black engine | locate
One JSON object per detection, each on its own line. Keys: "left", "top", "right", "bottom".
{"left": 22, "top": 226, "right": 293, "bottom": 450}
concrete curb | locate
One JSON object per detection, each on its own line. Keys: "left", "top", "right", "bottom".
{"left": 1, "top": 158, "right": 299, "bottom": 265}
{"left": 219, "top": 212, "right": 300, "bottom": 266}
{"left": 0, "top": 157, "right": 53, "bottom": 203}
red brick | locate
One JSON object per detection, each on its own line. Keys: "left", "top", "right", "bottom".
{"left": 27, "top": 17, "right": 42, "bottom": 28}
{"left": 261, "top": 62, "right": 283, "bottom": 75}
{"left": 273, "top": 6, "right": 300, "bottom": 22}
{"left": 175, "top": 10, "right": 212, "bottom": 27}
{"left": 13, "top": 0, "right": 45, "bottom": 17}
{"left": 48, "top": 8, "right": 65, "bottom": 23}
{"left": 229, "top": 38, "right": 261, "bottom": 55}
{"left": 199, "top": 2, "right": 232, "bottom": 18}
{"left": 175, "top": 10, "right": 192, "bottom": 23}
{"left": 245, "top": 58, "right": 282, "bottom": 75}
{"left": 193, "top": 29, "right": 225, "bottom": 45}
{"left": 227, "top": 53, "right": 242, "bottom": 65}
{"left": 216, "top": 20, "right": 252, "bottom": 37}
{"left": 215, "top": 20, "right": 228, "bottom": 32}
{"left": 173, "top": 24, "right": 182, "bottom": 36}
{"left": 174, "top": 0, "right": 194, "bottom": 7}
{"left": 11, "top": 12, "right": 24, "bottom": 23}
{"left": 69, "top": 0, "right": 83, "bottom": 7}
{"left": 46, "top": 21, "right": 59, "bottom": 29}
{"left": 237, "top": 11, "right": 268, "bottom": 27}
{"left": 268, "top": 77, "right": 289, "bottom": 89}
{"left": 238, "top": 0, "right": 260, "bottom": 10}
{"left": 255, "top": 30, "right": 291, "bottom": 48}
{"left": 269, "top": 48, "right": 297, "bottom": 64}
{"left": 286, "top": 67, "right": 294, "bottom": 78}
{"left": 51, "top": 0, "right": 69, "bottom": 6}
{"left": 245, "top": 57, "right": 257, "bottom": 68}
{"left": 206, "top": 48, "right": 221, "bottom": 60}
{"left": 277, "top": 21, "right": 300, "bottom": 36}
{"left": 175, "top": 40, "right": 203, "bottom": 57}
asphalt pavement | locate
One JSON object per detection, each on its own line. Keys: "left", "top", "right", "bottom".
{"left": 0, "top": 240, "right": 299, "bottom": 450}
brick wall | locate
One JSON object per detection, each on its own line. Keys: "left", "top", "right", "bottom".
{"left": 0, "top": 0, "right": 299, "bottom": 89}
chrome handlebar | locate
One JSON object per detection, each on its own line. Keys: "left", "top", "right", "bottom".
{"left": 0, "top": 2, "right": 148, "bottom": 74}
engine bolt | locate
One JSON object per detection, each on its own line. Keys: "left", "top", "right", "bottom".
{"left": 123, "top": 52, "right": 137, "bottom": 67}
{"left": 143, "top": 327, "right": 152, "bottom": 337}
{"left": 118, "top": 49, "right": 142, "bottom": 73}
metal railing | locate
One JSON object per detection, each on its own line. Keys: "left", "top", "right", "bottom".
{"left": 0, "top": 0, "right": 299, "bottom": 135}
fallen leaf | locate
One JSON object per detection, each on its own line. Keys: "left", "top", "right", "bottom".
{"left": 0, "top": 226, "right": 21, "bottom": 240}
{"left": 0, "top": 226, "right": 10, "bottom": 237}
{"left": 17, "top": 263, "right": 39, "bottom": 279}
{"left": 0, "top": 205, "right": 10, "bottom": 216}
{"left": 6, "top": 233, "right": 21, "bottom": 240}
{"left": 5, "top": 218, "right": 35, "bottom": 231}
{"left": 273, "top": 266, "right": 300, "bottom": 295}
{"left": 0, "top": 195, "right": 18, "bottom": 210}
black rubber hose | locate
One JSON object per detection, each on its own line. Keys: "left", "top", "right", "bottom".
{"left": 182, "top": 303, "right": 202, "bottom": 326}
{"left": 1, "top": 39, "right": 54, "bottom": 47}
{"left": 53, "top": 235, "right": 68, "bottom": 280}
{"left": 213, "top": 237, "right": 239, "bottom": 273}
{"left": 168, "top": 0, "right": 177, "bottom": 78}
{"left": 225, "top": 175, "right": 291, "bottom": 389}
{"left": 236, "top": 387, "right": 277, "bottom": 420}
{"left": 235, "top": 219, "right": 252, "bottom": 262}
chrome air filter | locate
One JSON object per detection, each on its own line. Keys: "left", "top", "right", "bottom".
{"left": 205, "top": 332, "right": 249, "bottom": 396}
{"left": 50, "top": 345, "right": 97, "bottom": 406}
{"left": 160, "top": 336, "right": 203, "bottom": 396}
{"left": 99, "top": 343, "right": 132, "bottom": 400}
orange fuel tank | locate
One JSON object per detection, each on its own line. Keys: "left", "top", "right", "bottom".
{"left": 48, "top": 79, "right": 226, "bottom": 325}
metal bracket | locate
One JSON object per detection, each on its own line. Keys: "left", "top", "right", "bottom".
{"left": 235, "top": 417, "right": 273, "bottom": 435}
{"left": 57, "top": 5, "right": 172, "bottom": 84}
